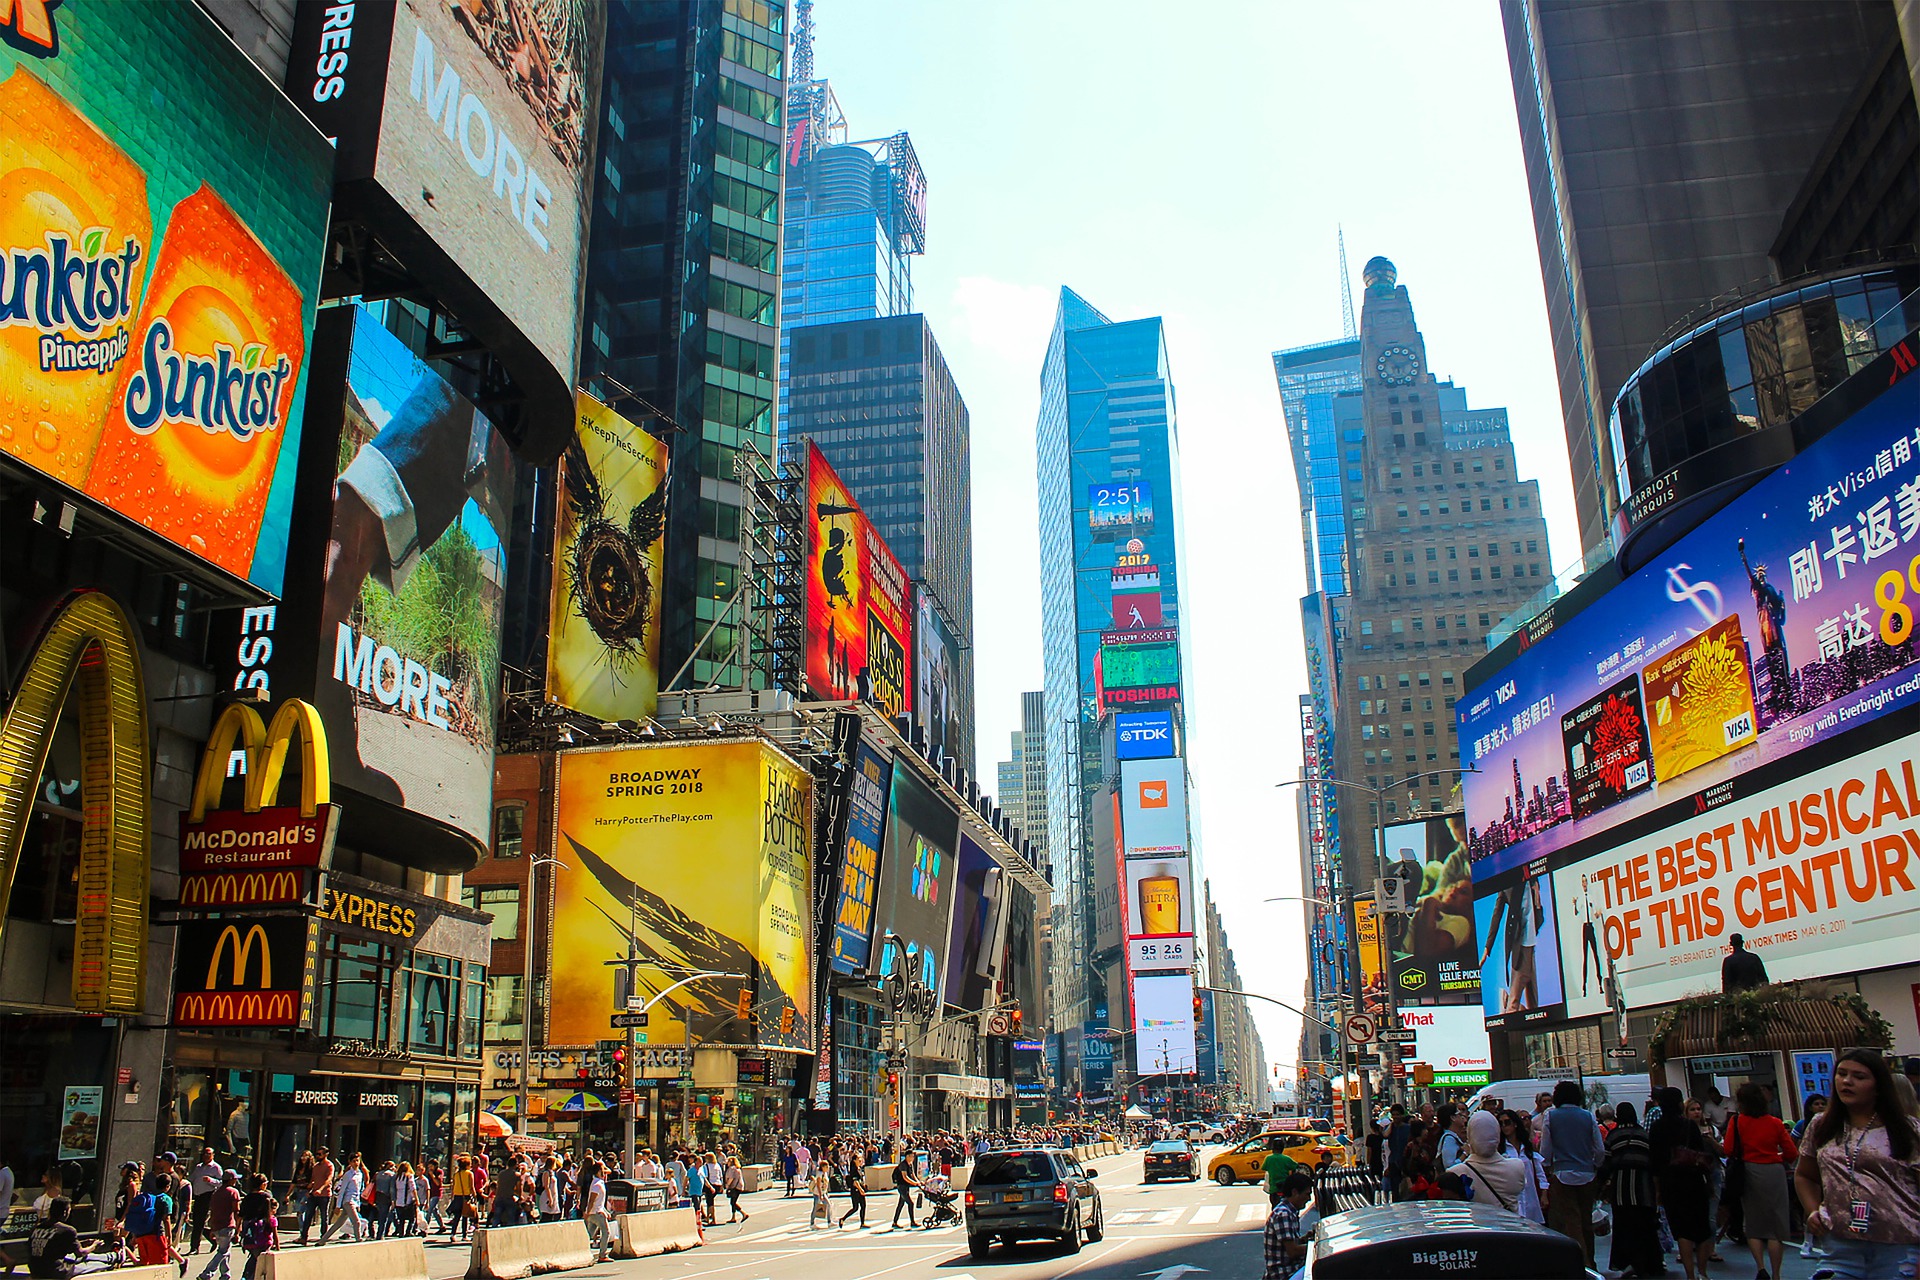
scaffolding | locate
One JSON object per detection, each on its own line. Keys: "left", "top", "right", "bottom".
{"left": 738, "top": 441, "right": 804, "bottom": 695}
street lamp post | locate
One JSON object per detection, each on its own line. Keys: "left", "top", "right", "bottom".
{"left": 1272, "top": 766, "right": 1475, "bottom": 1125}
{"left": 1262, "top": 894, "right": 1354, "bottom": 1126}
{"left": 519, "top": 855, "right": 566, "bottom": 1137}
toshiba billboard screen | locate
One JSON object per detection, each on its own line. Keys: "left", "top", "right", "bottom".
{"left": 1120, "top": 759, "right": 1187, "bottom": 857}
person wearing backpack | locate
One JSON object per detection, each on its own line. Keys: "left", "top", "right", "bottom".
{"left": 125, "top": 1172, "right": 174, "bottom": 1267}
{"left": 237, "top": 1175, "right": 277, "bottom": 1280}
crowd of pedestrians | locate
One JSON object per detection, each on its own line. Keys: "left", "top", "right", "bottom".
{"left": 1328, "top": 1056, "right": 1920, "bottom": 1280}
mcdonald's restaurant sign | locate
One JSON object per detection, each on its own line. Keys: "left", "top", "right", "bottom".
{"left": 172, "top": 918, "right": 312, "bottom": 1028}
{"left": 178, "top": 700, "right": 338, "bottom": 907}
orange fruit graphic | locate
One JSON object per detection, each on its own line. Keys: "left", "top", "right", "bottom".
{"left": 0, "top": 66, "right": 151, "bottom": 485}
{"left": 93, "top": 185, "right": 307, "bottom": 579}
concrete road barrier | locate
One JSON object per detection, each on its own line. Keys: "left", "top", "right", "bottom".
{"left": 864, "top": 1166, "right": 893, "bottom": 1193}
{"left": 613, "top": 1207, "right": 702, "bottom": 1258}
{"left": 946, "top": 1166, "right": 971, "bottom": 1190}
{"left": 106, "top": 1267, "right": 181, "bottom": 1280}
{"left": 259, "top": 1237, "right": 427, "bottom": 1280}
{"left": 737, "top": 1164, "right": 774, "bottom": 1193}
{"left": 467, "top": 1220, "right": 594, "bottom": 1279}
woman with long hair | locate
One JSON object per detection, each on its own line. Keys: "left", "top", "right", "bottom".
{"left": 1650, "top": 1087, "right": 1714, "bottom": 1280}
{"left": 1500, "top": 1110, "right": 1549, "bottom": 1223}
{"left": 1603, "top": 1102, "right": 1665, "bottom": 1279}
{"left": 1726, "top": 1080, "right": 1798, "bottom": 1280}
{"left": 1685, "top": 1097, "right": 1729, "bottom": 1264}
{"left": 1794, "top": 1050, "right": 1920, "bottom": 1280}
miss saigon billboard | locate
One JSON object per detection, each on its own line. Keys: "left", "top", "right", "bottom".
{"left": 804, "top": 443, "right": 913, "bottom": 717}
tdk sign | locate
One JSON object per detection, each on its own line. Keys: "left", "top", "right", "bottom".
{"left": 1115, "top": 711, "right": 1176, "bottom": 760}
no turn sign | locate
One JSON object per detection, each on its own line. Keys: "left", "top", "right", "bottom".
{"left": 1343, "top": 1013, "right": 1378, "bottom": 1046}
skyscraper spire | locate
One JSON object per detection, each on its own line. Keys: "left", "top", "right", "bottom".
{"left": 1337, "top": 226, "right": 1357, "bottom": 339}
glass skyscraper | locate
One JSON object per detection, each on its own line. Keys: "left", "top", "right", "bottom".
{"left": 1036, "top": 287, "right": 1193, "bottom": 1047}
{"left": 580, "top": 0, "right": 788, "bottom": 688}
{"left": 1275, "top": 338, "right": 1364, "bottom": 596}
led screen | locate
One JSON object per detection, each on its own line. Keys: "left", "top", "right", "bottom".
{"left": 874, "top": 762, "right": 958, "bottom": 1004}
{"left": 1120, "top": 758, "right": 1189, "bottom": 856}
{"left": 1382, "top": 814, "right": 1478, "bottom": 1003}
{"left": 827, "top": 740, "right": 892, "bottom": 976}
{"left": 804, "top": 443, "right": 914, "bottom": 716}
{"left": 1088, "top": 481, "right": 1154, "bottom": 540}
{"left": 1101, "top": 642, "right": 1180, "bottom": 689}
{"left": 1461, "top": 372, "right": 1920, "bottom": 879}
{"left": 0, "top": 0, "right": 331, "bottom": 594}
{"left": 1132, "top": 972, "right": 1197, "bottom": 1076}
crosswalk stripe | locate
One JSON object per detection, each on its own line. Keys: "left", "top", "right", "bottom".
{"left": 1107, "top": 1209, "right": 1153, "bottom": 1224}
{"left": 1237, "top": 1203, "right": 1265, "bottom": 1222}
{"left": 1190, "top": 1205, "right": 1225, "bottom": 1224}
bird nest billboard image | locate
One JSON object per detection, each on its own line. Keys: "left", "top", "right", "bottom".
{"left": 545, "top": 392, "right": 669, "bottom": 721}
{"left": 0, "top": 0, "right": 331, "bottom": 594}
{"left": 804, "top": 442, "right": 914, "bottom": 717}
{"left": 548, "top": 742, "right": 814, "bottom": 1052}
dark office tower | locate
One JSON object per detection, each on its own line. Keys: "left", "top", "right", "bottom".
{"left": 1502, "top": 0, "right": 1920, "bottom": 559}
{"left": 786, "top": 313, "right": 976, "bottom": 769}
{"left": 579, "top": 0, "right": 788, "bottom": 689}
{"left": 1330, "top": 259, "right": 1555, "bottom": 890}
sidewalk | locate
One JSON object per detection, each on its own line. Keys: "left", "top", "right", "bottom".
{"left": 1602, "top": 1241, "right": 1853, "bottom": 1280}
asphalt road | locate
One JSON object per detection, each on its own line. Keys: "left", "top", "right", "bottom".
{"left": 617, "top": 1145, "right": 1267, "bottom": 1280}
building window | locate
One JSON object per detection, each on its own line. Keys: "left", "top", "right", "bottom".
{"left": 1491, "top": 565, "right": 1502, "bottom": 579}
{"left": 1391, "top": 411, "right": 1404, "bottom": 425}
{"left": 462, "top": 886, "right": 523, "bottom": 941}
{"left": 1403, "top": 724, "right": 1415, "bottom": 738}
{"left": 1383, "top": 550, "right": 1395, "bottom": 564}
{"left": 1393, "top": 434, "right": 1406, "bottom": 448}
{"left": 1496, "top": 457, "right": 1507, "bottom": 470}
{"left": 1471, "top": 567, "right": 1483, "bottom": 580}
{"left": 485, "top": 974, "right": 523, "bottom": 1044}
{"left": 1397, "top": 673, "right": 1411, "bottom": 689}
{"left": 1414, "top": 432, "right": 1426, "bottom": 445}
{"left": 1448, "top": 569, "right": 1459, "bottom": 582}
{"left": 1412, "top": 410, "right": 1424, "bottom": 423}
{"left": 1360, "top": 620, "right": 1374, "bottom": 635}
{"left": 1400, "top": 698, "right": 1413, "bottom": 713}
{"left": 1424, "top": 722, "right": 1436, "bottom": 737}
{"left": 1418, "top": 672, "right": 1431, "bottom": 686}
{"left": 1428, "top": 572, "right": 1439, "bottom": 584}
{"left": 492, "top": 804, "right": 525, "bottom": 859}
{"left": 1478, "top": 613, "right": 1492, "bottom": 627}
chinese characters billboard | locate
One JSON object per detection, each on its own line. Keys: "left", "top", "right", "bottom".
{"left": 1461, "top": 372, "right": 1920, "bottom": 879}
{"left": 804, "top": 443, "right": 914, "bottom": 717}
{"left": 548, "top": 742, "right": 813, "bottom": 1050}
{"left": 546, "top": 393, "right": 668, "bottom": 721}
{"left": 0, "top": 0, "right": 332, "bottom": 595}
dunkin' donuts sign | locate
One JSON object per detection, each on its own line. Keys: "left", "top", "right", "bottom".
{"left": 0, "top": 0, "right": 332, "bottom": 595}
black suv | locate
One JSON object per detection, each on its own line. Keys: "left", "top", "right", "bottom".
{"left": 963, "top": 1147, "right": 1104, "bottom": 1257}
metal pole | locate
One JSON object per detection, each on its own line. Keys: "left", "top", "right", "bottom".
{"left": 1374, "top": 810, "right": 1400, "bottom": 1108}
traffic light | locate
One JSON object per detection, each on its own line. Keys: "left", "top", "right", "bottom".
{"left": 1193, "top": 991, "right": 1204, "bottom": 1023}
{"left": 611, "top": 1045, "right": 628, "bottom": 1085}
{"left": 735, "top": 988, "right": 753, "bottom": 1020}
{"left": 779, "top": 1006, "right": 795, "bottom": 1036}
{"left": 1009, "top": 1009, "right": 1022, "bottom": 1033}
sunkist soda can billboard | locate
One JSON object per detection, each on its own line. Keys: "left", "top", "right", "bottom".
{"left": 0, "top": 0, "right": 332, "bottom": 595}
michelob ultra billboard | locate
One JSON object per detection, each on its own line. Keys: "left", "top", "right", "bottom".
{"left": 0, "top": 0, "right": 332, "bottom": 595}
{"left": 548, "top": 741, "right": 814, "bottom": 1051}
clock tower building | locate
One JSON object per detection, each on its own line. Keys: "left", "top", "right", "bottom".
{"left": 1328, "top": 258, "right": 1555, "bottom": 911}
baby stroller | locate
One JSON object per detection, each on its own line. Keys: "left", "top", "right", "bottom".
{"left": 919, "top": 1174, "right": 962, "bottom": 1228}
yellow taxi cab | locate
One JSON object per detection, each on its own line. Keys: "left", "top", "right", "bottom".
{"left": 1207, "top": 1130, "right": 1347, "bottom": 1184}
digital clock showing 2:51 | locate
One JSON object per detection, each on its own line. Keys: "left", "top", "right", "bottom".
{"left": 1087, "top": 481, "right": 1155, "bottom": 538}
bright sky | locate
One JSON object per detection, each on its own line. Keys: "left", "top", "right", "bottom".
{"left": 817, "top": 0, "right": 1587, "bottom": 1080}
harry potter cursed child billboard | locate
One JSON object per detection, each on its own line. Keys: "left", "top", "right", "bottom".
{"left": 548, "top": 742, "right": 813, "bottom": 1051}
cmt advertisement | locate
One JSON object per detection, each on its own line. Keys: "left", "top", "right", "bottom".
{"left": 1550, "top": 726, "right": 1920, "bottom": 1015}
{"left": 0, "top": 0, "right": 332, "bottom": 594}
{"left": 549, "top": 742, "right": 814, "bottom": 1050}
{"left": 944, "top": 834, "right": 1008, "bottom": 1011}
{"left": 914, "top": 587, "right": 964, "bottom": 763}
{"left": 805, "top": 443, "right": 913, "bottom": 716}
{"left": 287, "top": 0, "right": 602, "bottom": 444}
{"left": 1383, "top": 815, "right": 1478, "bottom": 1002}
{"left": 1400, "top": 1005, "right": 1493, "bottom": 1087}
{"left": 1475, "top": 862, "right": 1566, "bottom": 1028}
{"left": 300, "top": 306, "right": 511, "bottom": 862}
{"left": 546, "top": 393, "right": 669, "bottom": 721}
{"left": 1461, "top": 371, "right": 1920, "bottom": 878}
{"left": 828, "top": 741, "right": 892, "bottom": 976}
{"left": 1120, "top": 759, "right": 1189, "bottom": 857}
{"left": 1133, "top": 972, "right": 1198, "bottom": 1075}
{"left": 875, "top": 763, "right": 959, "bottom": 1003}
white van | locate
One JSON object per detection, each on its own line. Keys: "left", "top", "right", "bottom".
{"left": 1467, "top": 1074, "right": 1653, "bottom": 1114}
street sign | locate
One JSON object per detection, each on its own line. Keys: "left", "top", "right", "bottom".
{"left": 610, "top": 1012, "right": 649, "bottom": 1029}
{"left": 1381, "top": 1029, "right": 1418, "bottom": 1045}
{"left": 1608, "top": 1047, "right": 1639, "bottom": 1060}
{"left": 1343, "top": 1014, "right": 1378, "bottom": 1046}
